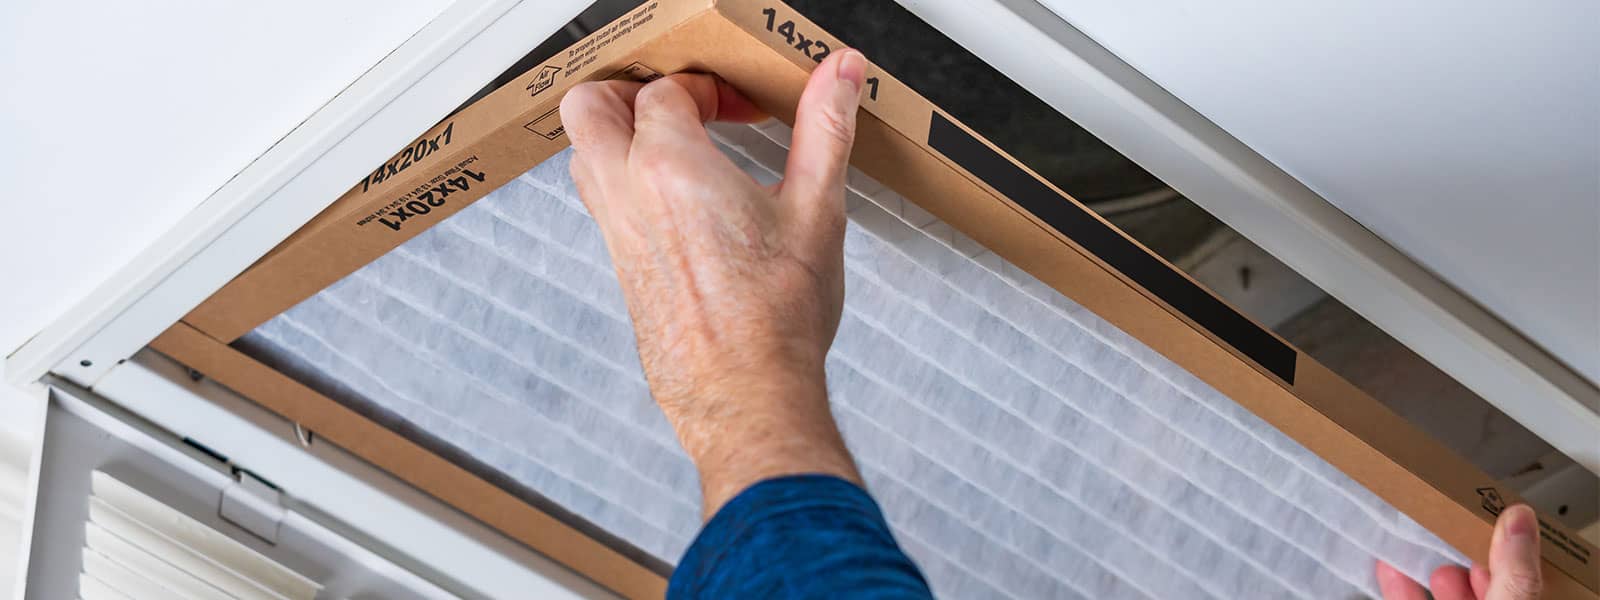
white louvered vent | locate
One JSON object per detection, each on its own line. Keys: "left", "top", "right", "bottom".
{"left": 1, "top": 426, "right": 28, "bottom": 595}
{"left": 79, "top": 471, "right": 320, "bottom": 600}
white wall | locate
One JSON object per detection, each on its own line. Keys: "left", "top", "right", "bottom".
{"left": 1, "top": 382, "right": 46, "bottom": 600}
{"left": 0, "top": 424, "right": 26, "bottom": 600}
{"left": 1040, "top": 0, "right": 1600, "bottom": 385}
{"left": 0, "top": 0, "right": 456, "bottom": 361}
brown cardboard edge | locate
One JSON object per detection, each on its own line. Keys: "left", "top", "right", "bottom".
{"left": 149, "top": 322, "right": 669, "bottom": 600}
{"left": 164, "top": 0, "right": 1597, "bottom": 595}
{"left": 183, "top": 0, "right": 721, "bottom": 343}
{"left": 707, "top": 0, "right": 1307, "bottom": 385}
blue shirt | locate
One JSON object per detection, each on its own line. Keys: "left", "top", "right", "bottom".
{"left": 669, "top": 475, "right": 934, "bottom": 599}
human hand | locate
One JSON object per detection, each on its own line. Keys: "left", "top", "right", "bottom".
{"left": 560, "top": 50, "right": 869, "bottom": 517}
{"left": 1377, "top": 504, "right": 1543, "bottom": 600}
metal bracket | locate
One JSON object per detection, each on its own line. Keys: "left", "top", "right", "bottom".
{"left": 1504, "top": 452, "right": 1600, "bottom": 534}
{"left": 220, "top": 468, "right": 285, "bottom": 545}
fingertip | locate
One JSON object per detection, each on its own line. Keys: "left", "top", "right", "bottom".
{"left": 635, "top": 73, "right": 753, "bottom": 134}
{"left": 1375, "top": 561, "right": 1428, "bottom": 600}
{"left": 1429, "top": 565, "right": 1475, "bottom": 600}
{"left": 833, "top": 48, "right": 867, "bottom": 90}
{"left": 635, "top": 75, "right": 697, "bottom": 117}
{"left": 561, "top": 80, "right": 637, "bottom": 119}
{"left": 797, "top": 47, "right": 867, "bottom": 114}
{"left": 560, "top": 80, "right": 644, "bottom": 167}
{"left": 1493, "top": 504, "right": 1541, "bottom": 564}
{"left": 562, "top": 80, "right": 595, "bottom": 106}
{"left": 1376, "top": 560, "right": 1407, "bottom": 581}
{"left": 1501, "top": 504, "right": 1537, "bottom": 539}
{"left": 559, "top": 81, "right": 605, "bottom": 138}
{"left": 559, "top": 80, "right": 596, "bottom": 114}
{"left": 1488, "top": 504, "right": 1543, "bottom": 599}
{"left": 1469, "top": 563, "right": 1490, "bottom": 600}
{"left": 712, "top": 78, "right": 769, "bottom": 123}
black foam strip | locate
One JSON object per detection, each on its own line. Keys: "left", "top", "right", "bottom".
{"left": 927, "top": 113, "right": 1298, "bottom": 384}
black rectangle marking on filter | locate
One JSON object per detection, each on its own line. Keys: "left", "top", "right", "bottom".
{"left": 926, "top": 112, "right": 1299, "bottom": 384}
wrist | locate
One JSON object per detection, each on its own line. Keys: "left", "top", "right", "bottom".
{"left": 652, "top": 362, "right": 861, "bottom": 517}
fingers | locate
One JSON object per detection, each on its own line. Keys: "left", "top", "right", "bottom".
{"left": 712, "top": 78, "right": 769, "bottom": 123}
{"left": 782, "top": 49, "right": 866, "bottom": 213}
{"left": 567, "top": 74, "right": 767, "bottom": 224}
{"left": 633, "top": 73, "right": 759, "bottom": 142}
{"left": 1485, "top": 505, "right": 1542, "bottom": 600}
{"left": 562, "top": 80, "right": 645, "bottom": 169}
{"left": 1429, "top": 565, "right": 1477, "bottom": 600}
{"left": 564, "top": 74, "right": 765, "bottom": 164}
{"left": 568, "top": 153, "right": 605, "bottom": 219}
{"left": 1470, "top": 563, "right": 1491, "bottom": 600}
{"left": 1377, "top": 561, "right": 1428, "bottom": 600}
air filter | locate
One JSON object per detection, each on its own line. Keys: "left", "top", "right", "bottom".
{"left": 237, "top": 122, "right": 1465, "bottom": 598}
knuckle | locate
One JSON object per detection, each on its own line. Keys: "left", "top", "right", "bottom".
{"left": 813, "top": 106, "right": 856, "bottom": 147}
{"left": 560, "top": 82, "right": 604, "bottom": 114}
{"left": 635, "top": 78, "right": 684, "bottom": 111}
{"left": 560, "top": 84, "right": 610, "bottom": 140}
{"left": 568, "top": 161, "right": 600, "bottom": 209}
{"left": 567, "top": 155, "right": 586, "bottom": 181}
{"left": 1503, "top": 571, "right": 1543, "bottom": 599}
{"left": 633, "top": 151, "right": 680, "bottom": 180}
{"left": 821, "top": 204, "right": 847, "bottom": 233}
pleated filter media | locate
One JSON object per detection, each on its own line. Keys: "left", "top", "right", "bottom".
{"left": 238, "top": 121, "right": 1468, "bottom": 599}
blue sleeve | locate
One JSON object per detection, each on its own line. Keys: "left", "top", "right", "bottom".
{"left": 668, "top": 475, "right": 934, "bottom": 599}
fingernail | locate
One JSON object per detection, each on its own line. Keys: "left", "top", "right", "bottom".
{"left": 1505, "top": 504, "right": 1537, "bottom": 542}
{"left": 836, "top": 50, "right": 866, "bottom": 91}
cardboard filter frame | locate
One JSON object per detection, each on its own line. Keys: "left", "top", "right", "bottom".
{"left": 149, "top": 1, "right": 1597, "bottom": 597}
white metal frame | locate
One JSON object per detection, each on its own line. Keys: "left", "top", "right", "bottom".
{"left": 6, "top": 0, "right": 1596, "bottom": 475}
{"left": 31, "top": 381, "right": 455, "bottom": 599}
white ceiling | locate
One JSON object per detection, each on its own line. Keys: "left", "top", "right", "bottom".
{"left": 0, "top": 0, "right": 454, "bottom": 360}
{"left": 1037, "top": 0, "right": 1600, "bottom": 385}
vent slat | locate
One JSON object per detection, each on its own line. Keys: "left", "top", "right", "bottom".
{"left": 89, "top": 496, "right": 287, "bottom": 600}
{"left": 81, "top": 549, "right": 179, "bottom": 600}
{"left": 83, "top": 472, "right": 320, "bottom": 600}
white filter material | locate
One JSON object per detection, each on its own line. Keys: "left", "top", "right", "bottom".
{"left": 244, "top": 129, "right": 1466, "bottom": 599}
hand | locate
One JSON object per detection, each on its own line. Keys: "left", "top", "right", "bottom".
{"left": 560, "top": 50, "right": 870, "bottom": 517}
{"left": 1377, "top": 504, "right": 1543, "bottom": 600}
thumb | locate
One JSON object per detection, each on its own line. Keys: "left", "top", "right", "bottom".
{"left": 781, "top": 49, "right": 867, "bottom": 215}
{"left": 1485, "top": 504, "right": 1543, "bottom": 600}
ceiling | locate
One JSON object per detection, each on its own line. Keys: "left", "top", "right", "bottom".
{"left": 0, "top": 0, "right": 454, "bottom": 359}
{"left": 1036, "top": 0, "right": 1600, "bottom": 386}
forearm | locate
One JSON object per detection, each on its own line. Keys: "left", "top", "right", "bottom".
{"left": 656, "top": 362, "right": 861, "bottom": 518}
